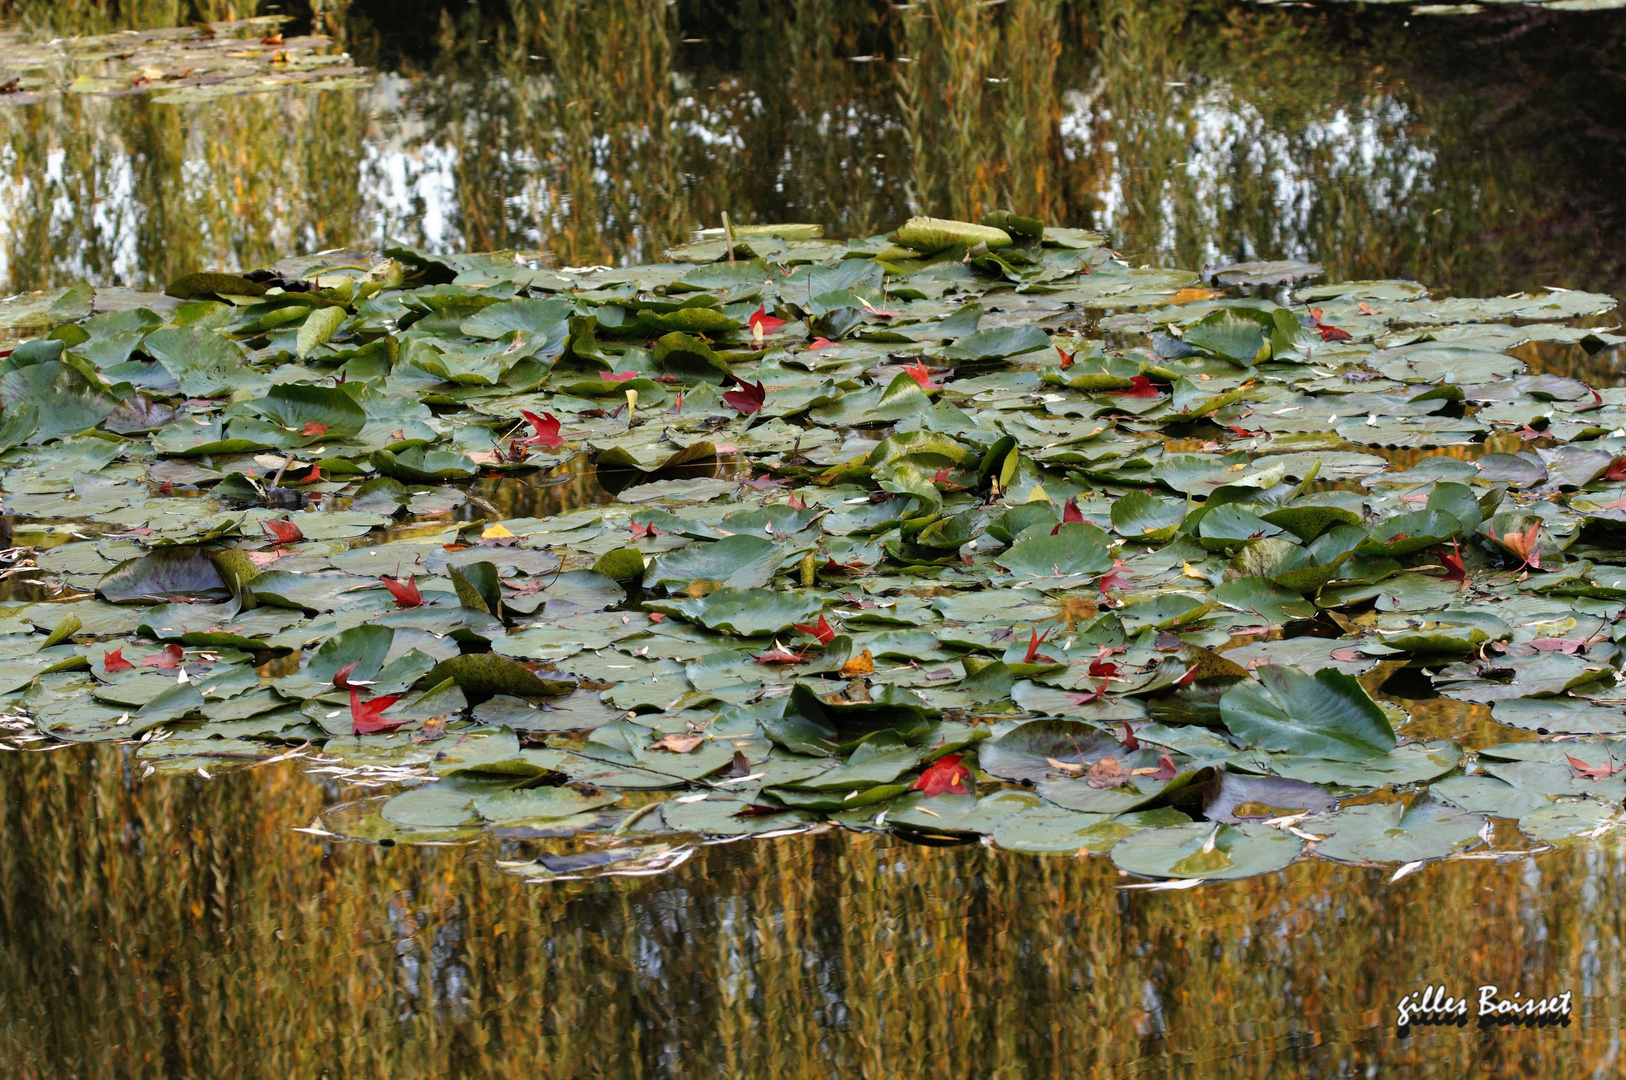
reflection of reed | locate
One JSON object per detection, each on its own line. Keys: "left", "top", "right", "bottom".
{"left": 4, "top": 744, "right": 1625, "bottom": 1076}
{"left": 0, "top": 89, "right": 368, "bottom": 292}
{"left": 0, "top": 1, "right": 1621, "bottom": 299}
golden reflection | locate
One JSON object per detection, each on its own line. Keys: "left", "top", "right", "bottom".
{"left": 2, "top": 744, "right": 1624, "bottom": 1076}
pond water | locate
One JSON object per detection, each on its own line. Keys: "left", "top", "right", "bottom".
{"left": 2, "top": 1, "right": 1626, "bottom": 1075}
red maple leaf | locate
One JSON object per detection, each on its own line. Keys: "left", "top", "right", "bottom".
{"left": 600, "top": 371, "right": 638, "bottom": 383}
{"left": 299, "top": 462, "right": 322, "bottom": 483}
{"left": 1439, "top": 540, "right": 1467, "bottom": 584}
{"left": 350, "top": 689, "right": 405, "bottom": 735}
{"left": 1567, "top": 750, "right": 1621, "bottom": 781}
{"left": 1489, "top": 521, "right": 1542, "bottom": 571}
{"left": 1308, "top": 307, "right": 1352, "bottom": 342}
{"left": 647, "top": 612, "right": 666, "bottom": 623}
{"left": 1098, "top": 558, "right": 1133, "bottom": 596}
{"left": 1606, "top": 457, "right": 1626, "bottom": 483}
{"left": 1056, "top": 346, "right": 1075, "bottom": 369}
{"left": 332, "top": 661, "right": 365, "bottom": 690}
{"left": 722, "top": 380, "right": 767, "bottom": 415}
{"left": 807, "top": 337, "right": 837, "bottom": 350}
{"left": 102, "top": 648, "right": 133, "bottom": 674}
{"left": 754, "top": 640, "right": 810, "bottom": 664}
{"left": 1225, "top": 424, "right": 1262, "bottom": 438}
{"left": 902, "top": 360, "right": 939, "bottom": 391}
{"left": 520, "top": 410, "right": 565, "bottom": 449}
{"left": 1023, "top": 626, "right": 1056, "bottom": 664}
{"left": 1114, "top": 375, "right": 1162, "bottom": 398}
{"left": 1119, "top": 722, "right": 1140, "bottom": 752}
{"left": 301, "top": 421, "right": 330, "bottom": 437}
{"left": 910, "top": 753, "right": 971, "bottom": 797}
{"left": 1149, "top": 753, "right": 1179, "bottom": 781}
{"left": 748, "top": 305, "right": 786, "bottom": 334}
{"left": 380, "top": 574, "right": 424, "bottom": 608}
{"left": 1065, "top": 682, "right": 1109, "bottom": 706}
{"left": 157, "top": 481, "right": 173, "bottom": 495}
{"left": 793, "top": 613, "right": 837, "bottom": 645}
{"left": 1088, "top": 659, "right": 1120, "bottom": 678}
{"left": 140, "top": 644, "right": 184, "bottom": 670}
{"left": 1051, "top": 497, "right": 1086, "bottom": 535}
{"left": 630, "top": 520, "right": 663, "bottom": 539}
{"left": 262, "top": 516, "right": 304, "bottom": 546}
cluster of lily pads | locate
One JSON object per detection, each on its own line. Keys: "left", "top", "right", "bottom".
{"left": 0, "top": 17, "right": 366, "bottom": 108}
{"left": 0, "top": 210, "right": 1623, "bottom": 883}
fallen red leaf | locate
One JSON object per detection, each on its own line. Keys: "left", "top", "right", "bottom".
{"left": 1065, "top": 682, "right": 1109, "bottom": 706}
{"left": 1062, "top": 497, "right": 1085, "bottom": 524}
{"left": 1489, "top": 521, "right": 1542, "bottom": 571}
{"left": 1114, "top": 375, "right": 1162, "bottom": 398}
{"left": 722, "top": 379, "right": 767, "bottom": 415}
{"left": 520, "top": 410, "right": 565, "bottom": 449}
{"left": 1318, "top": 325, "right": 1352, "bottom": 342}
{"left": 807, "top": 337, "right": 837, "bottom": 350}
{"left": 157, "top": 481, "right": 174, "bottom": 495}
{"left": 600, "top": 371, "right": 638, "bottom": 383}
{"left": 102, "top": 647, "right": 133, "bottom": 673}
{"left": 299, "top": 462, "right": 322, "bottom": 483}
{"left": 630, "top": 520, "right": 663, "bottom": 540}
{"left": 380, "top": 574, "right": 424, "bottom": 608}
{"left": 262, "top": 516, "right": 304, "bottom": 546}
{"left": 1088, "top": 659, "right": 1120, "bottom": 678}
{"left": 1098, "top": 557, "right": 1133, "bottom": 596}
{"left": 1606, "top": 457, "right": 1626, "bottom": 483}
{"left": 350, "top": 689, "right": 406, "bottom": 735}
{"left": 1119, "top": 722, "right": 1140, "bottom": 752}
{"left": 1149, "top": 752, "right": 1179, "bottom": 781}
{"left": 1567, "top": 752, "right": 1621, "bottom": 781}
{"left": 1056, "top": 346, "right": 1075, "bottom": 368}
{"left": 1023, "top": 626, "right": 1056, "bottom": 664}
{"left": 301, "top": 421, "right": 329, "bottom": 437}
{"left": 1439, "top": 540, "right": 1467, "bottom": 584}
{"left": 332, "top": 661, "right": 364, "bottom": 690}
{"left": 902, "top": 360, "right": 939, "bottom": 391}
{"left": 647, "top": 612, "right": 666, "bottom": 623}
{"left": 793, "top": 613, "right": 837, "bottom": 645}
{"left": 754, "top": 641, "right": 810, "bottom": 664}
{"left": 140, "top": 644, "right": 184, "bottom": 670}
{"left": 910, "top": 753, "right": 970, "bottom": 797}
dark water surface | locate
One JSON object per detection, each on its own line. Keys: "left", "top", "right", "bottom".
{"left": 3, "top": 1, "right": 1626, "bottom": 1076}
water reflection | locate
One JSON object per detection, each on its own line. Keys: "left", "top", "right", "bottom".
{"left": 2, "top": 743, "right": 1624, "bottom": 1076}
{"left": 0, "top": 1, "right": 1621, "bottom": 298}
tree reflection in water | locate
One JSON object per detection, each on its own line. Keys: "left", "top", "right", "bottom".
{"left": 0, "top": 1, "right": 1619, "bottom": 298}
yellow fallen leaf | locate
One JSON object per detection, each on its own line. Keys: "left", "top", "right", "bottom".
{"left": 1026, "top": 484, "right": 1049, "bottom": 504}
{"left": 1182, "top": 562, "right": 1206, "bottom": 580}
{"left": 482, "top": 523, "right": 516, "bottom": 540}
{"left": 840, "top": 649, "right": 876, "bottom": 677}
{"left": 649, "top": 733, "right": 704, "bottom": 754}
